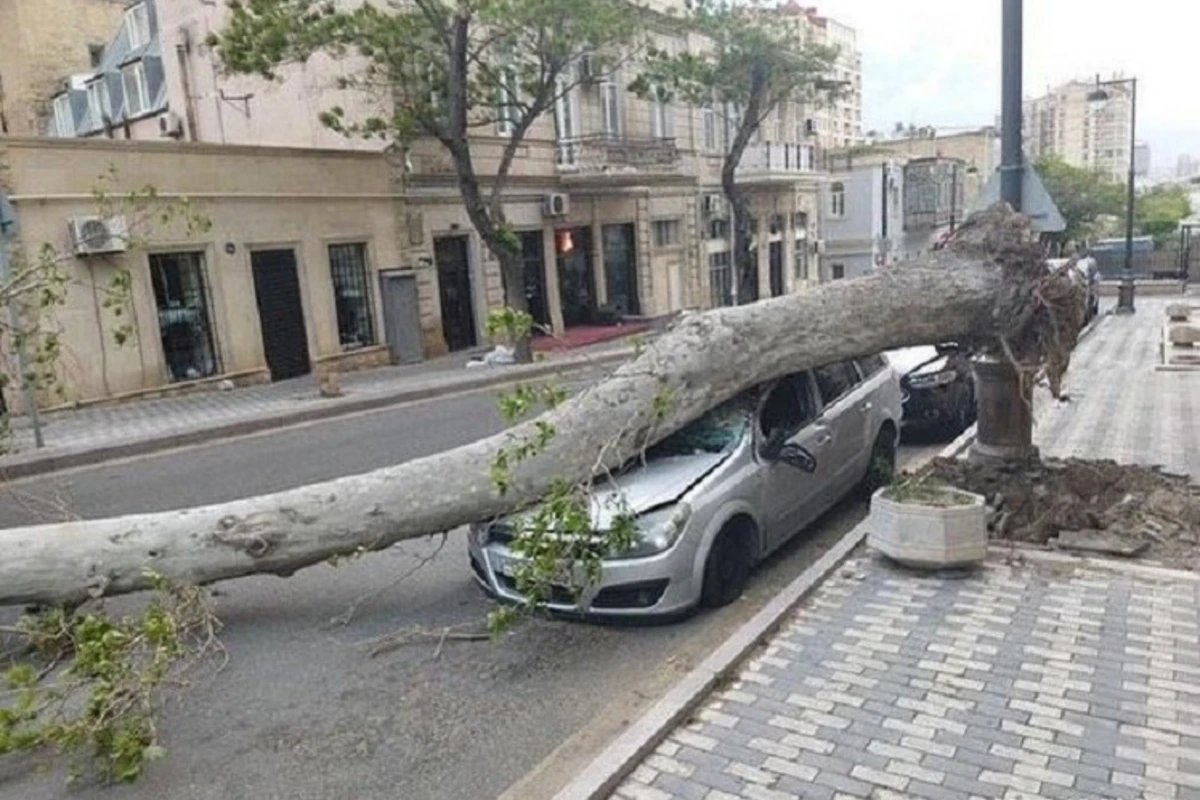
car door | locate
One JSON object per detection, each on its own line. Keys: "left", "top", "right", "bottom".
{"left": 754, "top": 373, "right": 832, "bottom": 552}
{"left": 811, "top": 360, "right": 867, "bottom": 496}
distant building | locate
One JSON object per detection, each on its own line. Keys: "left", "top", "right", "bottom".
{"left": 865, "top": 127, "right": 998, "bottom": 213}
{"left": 1023, "top": 77, "right": 1134, "bottom": 182}
{"left": 1178, "top": 154, "right": 1199, "bottom": 179}
{"left": 0, "top": 0, "right": 125, "bottom": 135}
{"left": 777, "top": 3, "right": 863, "bottom": 150}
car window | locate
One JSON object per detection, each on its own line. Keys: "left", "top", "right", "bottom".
{"left": 758, "top": 374, "right": 816, "bottom": 438}
{"left": 649, "top": 394, "right": 755, "bottom": 457}
{"left": 856, "top": 354, "right": 887, "bottom": 378}
{"left": 813, "top": 361, "right": 861, "bottom": 407}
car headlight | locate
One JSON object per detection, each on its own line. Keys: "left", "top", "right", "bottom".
{"left": 908, "top": 370, "right": 957, "bottom": 389}
{"left": 609, "top": 503, "right": 693, "bottom": 560}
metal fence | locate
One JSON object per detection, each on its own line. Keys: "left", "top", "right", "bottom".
{"left": 1091, "top": 246, "right": 1199, "bottom": 281}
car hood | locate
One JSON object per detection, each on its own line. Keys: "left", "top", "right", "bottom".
{"left": 886, "top": 346, "right": 947, "bottom": 377}
{"left": 589, "top": 451, "right": 731, "bottom": 524}
{"left": 502, "top": 450, "right": 732, "bottom": 532}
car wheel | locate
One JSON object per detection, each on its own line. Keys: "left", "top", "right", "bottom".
{"left": 859, "top": 426, "right": 897, "bottom": 497}
{"left": 700, "top": 523, "right": 753, "bottom": 609}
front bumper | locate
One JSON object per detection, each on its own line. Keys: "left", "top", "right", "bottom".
{"left": 467, "top": 537, "right": 701, "bottom": 619}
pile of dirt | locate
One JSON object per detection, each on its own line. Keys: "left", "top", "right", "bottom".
{"left": 921, "top": 456, "right": 1200, "bottom": 567}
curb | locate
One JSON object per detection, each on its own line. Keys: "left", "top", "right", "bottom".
{"left": 550, "top": 436, "right": 965, "bottom": 800}
{"left": 0, "top": 351, "right": 627, "bottom": 481}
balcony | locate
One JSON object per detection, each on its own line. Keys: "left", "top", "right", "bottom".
{"left": 556, "top": 135, "right": 682, "bottom": 184}
{"left": 736, "top": 142, "right": 820, "bottom": 185}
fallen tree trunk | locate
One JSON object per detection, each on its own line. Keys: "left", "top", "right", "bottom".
{"left": 0, "top": 207, "right": 1080, "bottom": 606}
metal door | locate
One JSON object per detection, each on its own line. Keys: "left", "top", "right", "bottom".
{"left": 251, "top": 249, "right": 311, "bottom": 381}
{"left": 379, "top": 272, "right": 422, "bottom": 364}
{"left": 520, "top": 231, "right": 550, "bottom": 331}
{"left": 769, "top": 241, "right": 785, "bottom": 297}
{"left": 812, "top": 361, "right": 868, "bottom": 494}
{"left": 602, "top": 223, "right": 639, "bottom": 316}
{"left": 434, "top": 236, "right": 477, "bottom": 352}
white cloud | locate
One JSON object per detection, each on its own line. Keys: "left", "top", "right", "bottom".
{"left": 820, "top": 0, "right": 1200, "bottom": 167}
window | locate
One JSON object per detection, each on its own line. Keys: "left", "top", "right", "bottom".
{"left": 759, "top": 374, "right": 817, "bottom": 438}
{"left": 707, "top": 217, "right": 730, "bottom": 241}
{"left": 601, "top": 76, "right": 621, "bottom": 137}
{"left": 328, "top": 243, "right": 376, "bottom": 349}
{"left": 121, "top": 61, "right": 149, "bottom": 116}
{"left": 124, "top": 2, "right": 151, "bottom": 49}
{"left": 702, "top": 106, "right": 717, "bottom": 151}
{"left": 652, "top": 219, "right": 681, "bottom": 248}
{"left": 831, "top": 263, "right": 845, "bottom": 280}
{"left": 87, "top": 80, "right": 111, "bottom": 128}
{"left": 830, "top": 181, "right": 846, "bottom": 217}
{"left": 708, "top": 251, "right": 733, "bottom": 307}
{"left": 650, "top": 93, "right": 673, "bottom": 139}
{"left": 495, "top": 68, "right": 518, "bottom": 136}
{"left": 813, "top": 361, "right": 861, "bottom": 406}
{"left": 52, "top": 94, "right": 75, "bottom": 137}
{"left": 856, "top": 354, "right": 887, "bottom": 378}
{"left": 149, "top": 252, "right": 218, "bottom": 382}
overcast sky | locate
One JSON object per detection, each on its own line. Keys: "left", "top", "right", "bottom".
{"left": 824, "top": 0, "right": 1199, "bottom": 172}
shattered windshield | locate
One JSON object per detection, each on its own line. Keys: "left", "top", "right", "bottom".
{"left": 649, "top": 394, "right": 755, "bottom": 457}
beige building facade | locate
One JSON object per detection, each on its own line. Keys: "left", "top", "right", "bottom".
{"left": 0, "top": 0, "right": 126, "bottom": 136}
{"left": 868, "top": 127, "right": 1000, "bottom": 212}
{"left": 777, "top": 3, "right": 863, "bottom": 150}
{"left": 1024, "top": 79, "right": 1133, "bottom": 182}
{"left": 6, "top": 0, "right": 831, "bottom": 408}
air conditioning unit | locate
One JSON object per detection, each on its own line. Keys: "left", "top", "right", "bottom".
{"left": 158, "top": 111, "right": 184, "bottom": 139}
{"left": 542, "top": 193, "right": 570, "bottom": 217}
{"left": 804, "top": 118, "right": 817, "bottom": 136}
{"left": 814, "top": 239, "right": 827, "bottom": 255}
{"left": 69, "top": 215, "right": 129, "bottom": 256}
{"left": 702, "top": 193, "right": 725, "bottom": 216}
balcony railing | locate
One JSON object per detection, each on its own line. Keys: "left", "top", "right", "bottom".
{"left": 737, "top": 142, "right": 818, "bottom": 176}
{"left": 556, "top": 134, "right": 681, "bottom": 175}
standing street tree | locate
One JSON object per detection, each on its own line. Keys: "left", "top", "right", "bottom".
{"left": 631, "top": 0, "right": 838, "bottom": 304}
{"left": 212, "top": 0, "right": 642, "bottom": 361}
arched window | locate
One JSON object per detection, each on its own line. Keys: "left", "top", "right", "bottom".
{"left": 830, "top": 181, "right": 846, "bottom": 218}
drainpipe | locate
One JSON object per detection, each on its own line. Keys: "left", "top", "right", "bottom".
{"left": 176, "top": 28, "right": 200, "bottom": 141}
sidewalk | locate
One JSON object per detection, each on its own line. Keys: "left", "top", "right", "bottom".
{"left": 0, "top": 338, "right": 635, "bottom": 480}
{"left": 567, "top": 294, "right": 1200, "bottom": 800}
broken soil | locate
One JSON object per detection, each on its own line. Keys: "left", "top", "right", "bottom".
{"left": 918, "top": 456, "right": 1200, "bottom": 568}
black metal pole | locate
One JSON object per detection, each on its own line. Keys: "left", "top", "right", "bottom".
{"left": 1116, "top": 78, "right": 1137, "bottom": 313}
{"left": 1000, "top": 0, "right": 1023, "bottom": 211}
{"left": 972, "top": 0, "right": 1036, "bottom": 465}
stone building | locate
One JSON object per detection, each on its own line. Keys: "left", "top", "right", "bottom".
{"left": 5, "top": 0, "right": 836, "bottom": 407}
{"left": 0, "top": 0, "right": 126, "bottom": 135}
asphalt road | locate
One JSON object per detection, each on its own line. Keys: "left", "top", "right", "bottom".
{"left": 0, "top": 380, "right": 944, "bottom": 800}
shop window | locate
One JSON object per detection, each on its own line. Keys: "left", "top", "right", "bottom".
{"left": 149, "top": 252, "right": 219, "bottom": 382}
{"left": 328, "top": 243, "right": 376, "bottom": 349}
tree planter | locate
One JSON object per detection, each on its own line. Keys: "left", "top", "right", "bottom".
{"left": 868, "top": 485, "right": 988, "bottom": 569}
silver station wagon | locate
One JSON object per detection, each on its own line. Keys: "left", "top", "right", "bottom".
{"left": 469, "top": 355, "right": 903, "bottom": 618}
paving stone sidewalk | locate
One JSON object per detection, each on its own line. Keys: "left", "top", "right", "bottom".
{"left": 612, "top": 294, "right": 1200, "bottom": 800}
{"left": 0, "top": 339, "right": 631, "bottom": 472}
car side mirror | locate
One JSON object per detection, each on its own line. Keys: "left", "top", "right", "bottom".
{"left": 759, "top": 427, "right": 787, "bottom": 460}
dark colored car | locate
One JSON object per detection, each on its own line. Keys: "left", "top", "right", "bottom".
{"left": 887, "top": 344, "right": 976, "bottom": 438}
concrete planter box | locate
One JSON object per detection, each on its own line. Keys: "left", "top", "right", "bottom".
{"left": 868, "top": 486, "right": 987, "bottom": 569}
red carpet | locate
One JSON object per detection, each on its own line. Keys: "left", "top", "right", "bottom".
{"left": 531, "top": 323, "right": 651, "bottom": 352}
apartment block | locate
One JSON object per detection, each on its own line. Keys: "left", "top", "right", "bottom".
{"left": 777, "top": 2, "right": 863, "bottom": 150}
{"left": 0, "top": 0, "right": 126, "bottom": 135}
{"left": 7, "top": 0, "right": 831, "bottom": 407}
{"left": 1023, "top": 78, "right": 1134, "bottom": 182}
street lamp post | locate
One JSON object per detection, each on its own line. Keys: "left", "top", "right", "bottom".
{"left": 1087, "top": 75, "right": 1138, "bottom": 314}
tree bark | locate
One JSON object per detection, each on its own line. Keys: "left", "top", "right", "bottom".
{"left": 723, "top": 65, "right": 768, "bottom": 306}
{"left": 0, "top": 208, "right": 1075, "bottom": 607}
